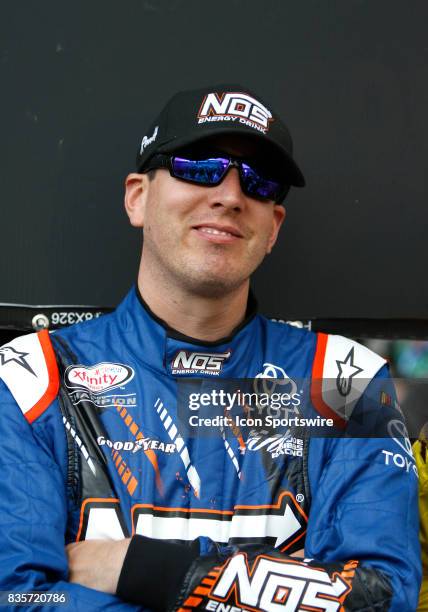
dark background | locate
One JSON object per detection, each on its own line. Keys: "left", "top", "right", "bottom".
{"left": 1, "top": 0, "right": 427, "bottom": 328}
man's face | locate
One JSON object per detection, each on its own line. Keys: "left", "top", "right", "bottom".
{"left": 126, "top": 136, "right": 286, "bottom": 297}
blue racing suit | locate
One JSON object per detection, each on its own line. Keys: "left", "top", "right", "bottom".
{"left": 0, "top": 287, "right": 421, "bottom": 611}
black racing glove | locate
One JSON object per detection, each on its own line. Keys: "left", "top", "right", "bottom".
{"left": 117, "top": 538, "right": 393, "bottom": 612}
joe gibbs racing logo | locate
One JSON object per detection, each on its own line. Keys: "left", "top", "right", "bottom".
{"left": 65, "top": 363, "right": 134, "bottom": 394}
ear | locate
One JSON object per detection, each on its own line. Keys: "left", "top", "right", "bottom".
{"left": 124, "top": 173, "right": 151, "bottom": 227}
{"left": 266, "top": 205, "right": 286, "bottom": 254}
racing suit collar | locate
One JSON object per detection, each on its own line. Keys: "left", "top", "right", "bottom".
{"left": 113, "top": 286, "right": 261, "bottom": 376}
{"left": 134, "top": 285, "right": 258, "bottom": 347}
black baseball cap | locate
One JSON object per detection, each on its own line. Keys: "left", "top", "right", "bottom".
{"left": 136, "top": 83, "right": 305, "bottom": 187}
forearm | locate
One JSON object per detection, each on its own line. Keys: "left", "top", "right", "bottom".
{"left": 67, "top": 539, "right": 131, "bottom": 594}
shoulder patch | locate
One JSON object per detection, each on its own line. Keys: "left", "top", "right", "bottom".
{"left": 0, "top": 330, "right": 59, "bottom": 423}
{"left": 311, "top": 333, "right": 386, "bottom": 429}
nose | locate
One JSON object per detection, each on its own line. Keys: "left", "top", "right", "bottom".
{"left": 209, "top": 167, "right": 245, "bottom": 212}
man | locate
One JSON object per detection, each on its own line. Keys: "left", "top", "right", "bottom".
{"left": 0, "top": 84, "right": 421, "bottom": 611}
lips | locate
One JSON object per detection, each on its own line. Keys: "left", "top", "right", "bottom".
{"left": 192, "top": 223, "right": 243, "bottom": 238}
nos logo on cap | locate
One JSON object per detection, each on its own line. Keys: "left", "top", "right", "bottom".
{"left": 198, "top": 92, "right": 273, "bottom": 133}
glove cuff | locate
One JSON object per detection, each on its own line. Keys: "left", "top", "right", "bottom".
{"left": 116, "top": 535, "right": 199, "bottom": 611}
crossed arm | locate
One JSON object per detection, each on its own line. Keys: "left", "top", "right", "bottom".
{"left": 66, "top": 539, "right": 305, "bottom": 594}
{"left": 66, "top": 539, "right": 130, "bottom": 594}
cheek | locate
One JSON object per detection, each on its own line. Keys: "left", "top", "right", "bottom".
{"left": 255, "top": 213, "right": 276, "bottom": 244}
{"left": 143, "top": 196, "right": 184, "bottom": 244}
{"left": 147, "top": 183, "right": 202, "bottom": 235}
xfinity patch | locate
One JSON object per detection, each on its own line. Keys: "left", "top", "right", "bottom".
{"left": 65, "top": 363, "right": 134, "bottom": 393}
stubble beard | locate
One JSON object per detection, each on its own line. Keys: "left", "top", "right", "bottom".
{"left": 142, "top": 236, "right": 263, "bottom": 299}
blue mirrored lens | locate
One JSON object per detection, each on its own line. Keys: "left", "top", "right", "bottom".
{"left": 172, "top": 157, "right": 229, "bottom": 184}
{"left": 171, "top": 156, "right": 282, "bottom": 201}
{"left": 240, "top": 163, "right": 281, "bottom": 200}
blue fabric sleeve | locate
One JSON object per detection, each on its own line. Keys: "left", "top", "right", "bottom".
{"left": 306, "top": 365, "right": 421, "bottom": 611}
{"left": 0, "top": 379, "right": 145, "bottom": 612}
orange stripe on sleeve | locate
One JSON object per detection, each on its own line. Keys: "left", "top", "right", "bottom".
{"left": 310, "top": 332, "right": 347, "bottom": 430}
{"left": 25, "top": 330, "right": 60, "bottom": 424}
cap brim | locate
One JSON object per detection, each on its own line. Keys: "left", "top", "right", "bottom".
{"left": 157, "top": 126, "right": 306, "bottom": 187}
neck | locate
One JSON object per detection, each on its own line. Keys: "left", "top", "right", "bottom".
{"left": 137, "top": 266, "right": 250, "bottom": 342}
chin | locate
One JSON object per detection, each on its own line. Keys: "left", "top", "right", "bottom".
{"left": 180, "top": 270, "right": 247, "bottom": 298}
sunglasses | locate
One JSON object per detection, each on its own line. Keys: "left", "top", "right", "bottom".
{"left": 144, "top": 153, "right": 288, "bottom": 202}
